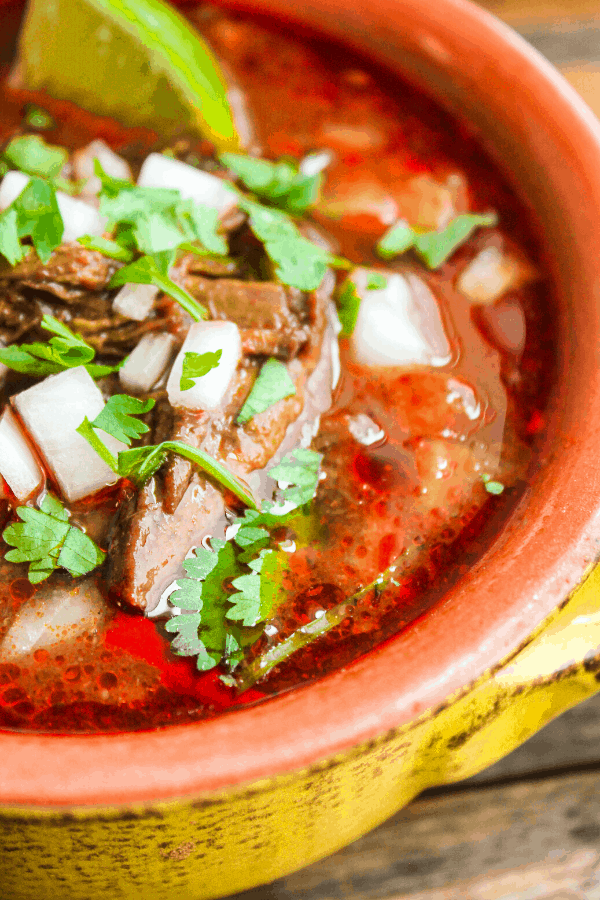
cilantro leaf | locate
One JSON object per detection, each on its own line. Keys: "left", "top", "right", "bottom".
{"left": 0, "top": 314, "right": 97, "bottom": 377}
{"left": 24, "top": 105, "right": 55, "bottom": 130}
{"left": 14, "top": 177, "right": 64, "bottom": 263}
{"left": 221, "top": 153, "right": 322, "bottom": 214}
{"left": 238, "top": 197, "right": 335, "bottom": 291}
{"left": 180, "top": 349, "right": 222, "bottom": 391}
{"left": 482, "top": 473, "right": 505, "bottom": 495}
{"left": 336, "top": 279, "right": 361, "bottom": 338}
{"left": 2, "top": 493, "right": 106, "bottom": 584}
{"left": 84, "top": 394, "right": 155, "bottom": 445}
{"left": 0, "top": 207, "right": 26, "bottom": 266}
{"left": 236, "top": 358, "right": 296, "bottom": 425}
{"left": 376, "top": 213, "right": 498, "bottom": 269}
{"left": 3, "top": 135, "right": 68, "bottom": 179}
{"left": 367, "top": 272, "right": 387, "bottom": 289}
{"left": 227, "top": 548, "right": 288, "bottom": 626}
{"left": 109, "top": 254, "right": 207, "bottom": 322}
{"left": 267, "top": 448, "right": 323, "bottom": 509}
{"left": 165, "top": 539, "right": 244, "bottom": 670}
{"left": 177, "top": 200, "right": 228, "bottom": 256}
{"left": 116, "top": 439, "right": 259, "bottom": 509}
{"left": 77, "top": 235, "right": 134, "bottom": 262}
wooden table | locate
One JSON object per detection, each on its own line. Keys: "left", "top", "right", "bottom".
{"left": 223, "top": 4, "right": 600, "bottom": 898}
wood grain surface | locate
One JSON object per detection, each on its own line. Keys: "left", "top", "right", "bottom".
{"left": 224, "top": 5, "right": 600, "bottom": 898}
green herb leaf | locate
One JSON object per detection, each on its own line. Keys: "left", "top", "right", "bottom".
{"left": 367, "top": 272, "right": 387, "bottom": 290}
{"left": 77, "top": 234, "right": 134, "bottom": 262}
{"left": 0, "top": 314, "right": 96, "bottom": 376}
{"left": 3, "top": 134, "right": 68, "bottom": 179}
{"left": 336, "top": 279, "right": 361, "bottom": 338}
{"left": 85, "top": 394, "right": 155, "bottom": 445}
{"left": 237, "top": 358, "right": 296, "bottom": 424}
{"left": 180, "top": 349, "right": 222, "bottom": 391}
{"left": 13, "top": 177, "right": 64, "bottom": 263}
{"left": 227, "top": 548, "right": 288, "bottom": 626}
{"left": 2, "top": 493, "right": 106, "bottom": 584}
{"left": 482, "top": 473, "right": 505, "bottom": 495}
{"left": 117, "top": 439, "right": 259, "bottom": 510}
{"left": 0, "top": 207, "right": 26, "bottom": 266}
{"left": 221, "top": 153, "right": 322, "bottom": 214}
{"left": 376, "top": 213, "right": 498, "bottom": 269}
{"left": 109, "top": 254, "right": 207, "bottom": 322}
{"left": 267, "top": 448, "right": 323, "bottom": 509}
{"left": 179, "top": 200, "right": 228, "bottom": 255}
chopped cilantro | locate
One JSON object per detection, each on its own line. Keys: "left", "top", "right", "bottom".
{"left": 180, "top": 349, "right": 222, "bottom": 391}
{"left": 109, "top": 253, "right": 207, "bottom": 322}
{"left": 336, "top": 279, "right": 362, "bottom": 338}
{"left": 83, "top": 394, "right": 155, "bottom": 445}
{"left": 228, "top": 548, "right": 288, "bottom": 626}
{"left": 376, "top": 212, "right": 498, "bottom": 269}
{"left": 0, "top": 207, "right": 26, "bottom": 266}
{"left": 267, "top": 448, "right": 323, "bottom": 509}
{"left": 0, "top": 314, "right": 103, "bottom": 377}
{"left": 13, "top": 177, "right": 64, "bottom": 263}
{"left": 236, "top": 358, "right": 296, "bottom": 425}
{"left": 221, "top": 152, "right": 322, "bottom": 214}
{"left": 77, "top": 234, "right": 134, "bottom": 262}
{"left": 117, "top": 440, "right": 259, "bottom": 509}
{"left": 3, "top": 135, "right": 67, "bottom": 179}
{"left": 2, "top": 493, "right": 106, "bottom": 584}
{"left": 367, "top": 272, "right": 387, "bottom": 290}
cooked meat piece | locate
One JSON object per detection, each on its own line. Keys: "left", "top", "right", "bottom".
{"left": 106, "top": 272, "right": 337, "bottom": 613}
{"left": 0, "top": 244, "right": 119, "bottom": 302}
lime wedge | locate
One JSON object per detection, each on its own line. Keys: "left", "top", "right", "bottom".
{"left": 14, "top": 0, "right": 241, "bottom": 151}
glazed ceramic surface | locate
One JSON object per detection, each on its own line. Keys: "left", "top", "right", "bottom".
{"left": 2, "top": 1, "right": 600, "bottom": 898}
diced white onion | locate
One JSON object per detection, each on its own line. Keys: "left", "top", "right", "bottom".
{"left": 137, "top": 153, "right": 237, "bottom": 217}
{"left": 72, "top": 139, "right": 132, "bottom": 198}
{"left": 119, "top": 332, "right": 176, "bottom": 394}
{"left": 347, "top": 413, "right": 385, "bottom": 447}
{"left": 0, "top": 171, "right": 106, "bottom": 241}
{"left": 12, "top": 367, "right": 126, "bottom": 502}
{"left": 56, "top": 192, "right": 107, "bottom": 242}
{"left": 167, "top": 320, "right": 241, "bottom": 410}
{"left": 0, "top": 407, "right": 44, "bottom": 501}
{"left": 113, "top": 283, "right": 159, "bottom": 321}
{"left": 396, "top": 175, "right": 456, "bottom": 230}
{"left": 299, "top": 150, "right": 334, "bottom": 178}
{"left": 457, "top": 246, "right": 537, "bottom": 304}
{"left": 0, "top": 580, "right": 108, "bottom": 661}
{"left": 0, "top": 170, "right": 29, "bottom": 210}
{"left": 350, "top": 268, "right": 451, "bottom": 368}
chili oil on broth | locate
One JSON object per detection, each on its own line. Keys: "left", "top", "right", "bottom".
{"left": 0, "top": 5, "right": 553, "bottom": 733}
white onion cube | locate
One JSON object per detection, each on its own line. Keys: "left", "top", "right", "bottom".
{"left": 137, "top": 153, "right": 237, "bottom": 216}
{"left": 113, "top": 283, "right": 159, "bottom": 321}
{"left": 0, "top": 170, "right": 30, "bottom": 210}
{"left": 12, "top": 367, "right": 126, "bottom": 502}
{"left": 457, "top": 246, "right": 537, "bottom": 304}
{"left": 0, "top": 408, "right": 44, "bottom": 501}
{"left": 56, "top": 192, "right": 107, "bottom": 242}
{"left": 120, "top": 332, "right": 176, "bottom": 394}
{"left": 350, "top": 268, "right": 451, "bottom": 368}
{"left": 0, "top": 580, "right": 108, "bottom": 661}
{"left": 167, "top": 321, "right": 241, "bottom": 410}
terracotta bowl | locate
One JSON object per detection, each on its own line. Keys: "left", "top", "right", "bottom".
{"left": 2, "top": 1, "right": 600, "bottom": 898}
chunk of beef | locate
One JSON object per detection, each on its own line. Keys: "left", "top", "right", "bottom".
{"left": 0, "top": 244, "right": 118, "bottom": 302}
{"left": 106, "top": 271, "right": 338, "bottom": 613}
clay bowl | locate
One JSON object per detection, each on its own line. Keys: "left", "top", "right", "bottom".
{"left": 2, "top": 1, "right": 600, "bottom": 898}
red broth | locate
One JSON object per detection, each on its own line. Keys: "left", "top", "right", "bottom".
{"left": 0, "top": 5, "right": 553, "bottom": 732}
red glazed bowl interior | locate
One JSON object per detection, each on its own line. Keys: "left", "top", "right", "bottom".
{"left": 1, "top": 0, "right": 600, "bottom": 808}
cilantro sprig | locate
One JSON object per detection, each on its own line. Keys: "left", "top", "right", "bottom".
{"left": 221, "top": 152, "right": 322, "bottom": 214}
{"left": 376, "top": 212, "right": 498, "bottom": 269}
{"left": 2, "top": 493, "right": 106, "bottom": 584}
{"left": 3, "top": 135, "right": 67, "bottom": 180}
{"left": 0, "top": 315, "right": 117, "bottom": 379}
{"left": 108, "top": 250, "right": 208, "bottom": 322}
{"left": 180, "top": 349, "right": 222, "bottom": 391}
{"left": 236, "top": 358, "right": 296, "bottom": 424}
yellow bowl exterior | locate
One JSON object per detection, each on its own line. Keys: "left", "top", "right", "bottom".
{"left": 3, "top": 562, "right": 600, "bottom": 900}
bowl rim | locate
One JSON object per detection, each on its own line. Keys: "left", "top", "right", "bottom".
{"left": 2, "top": 0, "right": 600, "bottom": 808}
